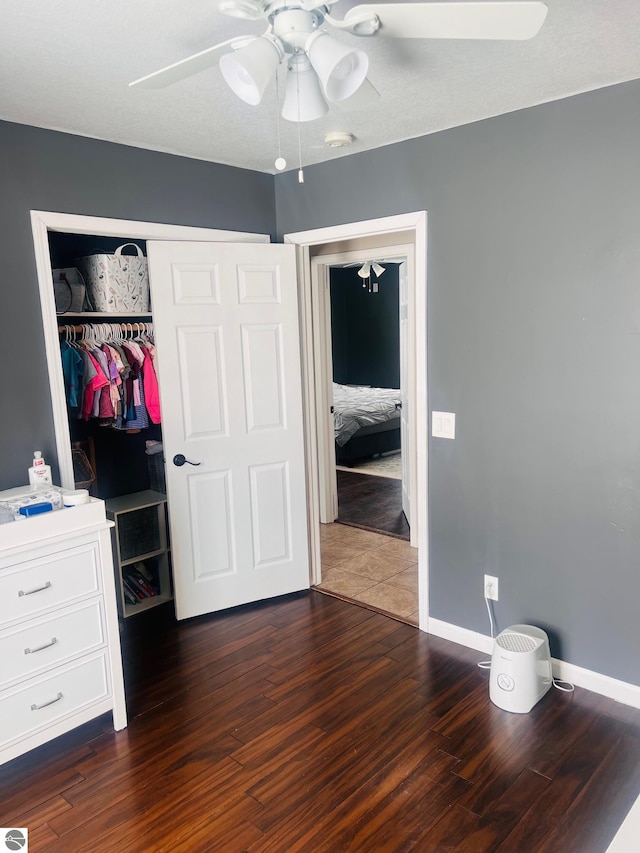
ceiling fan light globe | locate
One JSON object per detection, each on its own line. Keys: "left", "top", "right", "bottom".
{"left": 305, "top": 31, "right": 368, "bottom": 102}
{"left": 282, "top": 60, "right": 329, "bottom": 122}
{"left": 219, "top": 37, "right": 281, "bottom": 105}
{"left": 357, "top": 262, "right": 371, "bottom": 278}
{"left": 372, "top": 262, "right": 386, "bottom": 276}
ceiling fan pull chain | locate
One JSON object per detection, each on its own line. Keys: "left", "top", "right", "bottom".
{"left": 296, "top": 64, "right": 304, "bottom": 183}
{"left": 274, "top": 68, "right": 287, "bottom": 171}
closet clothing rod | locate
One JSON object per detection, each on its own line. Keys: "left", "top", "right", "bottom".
{"left": 57, "top": 322, "right": 152, "bottom": 334}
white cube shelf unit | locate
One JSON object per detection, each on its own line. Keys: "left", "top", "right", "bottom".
{"left": 105, "top": 490, "right": 173, "bottom": 618}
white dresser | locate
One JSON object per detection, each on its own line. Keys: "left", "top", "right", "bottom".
{"left": 0, "top": 499, "right": 127, "bottom": 765}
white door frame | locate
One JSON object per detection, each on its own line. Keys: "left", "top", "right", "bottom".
{"left": 309, "top": 257, "right": 337, "bottom": 524}
{"left": 310, "top": 243, "right": 416, "bottom": 545}
{"left": 31, "top": 210, "right": 269, "bottom": 490}
{"left": 285, "top": 212, "right": 429, "bottom": 630}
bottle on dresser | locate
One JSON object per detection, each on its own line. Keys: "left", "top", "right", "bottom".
{"left": 28, "top": 451, "right": 52, "bottom": 486}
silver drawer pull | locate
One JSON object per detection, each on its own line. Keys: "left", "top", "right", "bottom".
{"left": 31, "top": 692, "right": 63, "bottom": 711}
{"left": 18, "top": 581, "right": 52, "bottom": 597}
{"left": 24, "top": 637, "right": 57, "bottom": 655}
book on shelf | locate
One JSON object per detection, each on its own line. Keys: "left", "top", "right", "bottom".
{"left": 126, "top": 572, "right": 156, "bottom": 598}
{"left": 122, "top": 579, "right": 140, "bottom": 604}
{"left": 124, "top": 561, "right": 160, "bottom": 598}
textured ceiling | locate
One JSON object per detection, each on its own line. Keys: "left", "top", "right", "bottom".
{"left": 1, "top": 1, "right": 639, "bottom": 174}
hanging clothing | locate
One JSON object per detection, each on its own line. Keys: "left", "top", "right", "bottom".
{"left": 121, "top": 340, "right": 147, "bottom": 427}
{"left": 59, "top": 324, "right": 161, "bottom": 430}
{"left": 81, "top": 349, "right": 109, "bottom": 421}
{"left": 61, "top": 341, "right": 84, "bottom": 411}
{"left": 141, "top": 346, "right": 161, "bottom": 424}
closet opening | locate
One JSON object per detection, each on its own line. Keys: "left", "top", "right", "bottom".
{"left": 49, "top": 230, "right": 172, "bottom": 620}
{"left": 35, "top": 210, "right": 306, "bottom": 640}
{"left": 50, "top": 233, "right": 161, "bottom": 500}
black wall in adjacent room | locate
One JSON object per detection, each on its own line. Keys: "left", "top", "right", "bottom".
{"left": 330, "top": 265, "right": 400, "bottom": 388}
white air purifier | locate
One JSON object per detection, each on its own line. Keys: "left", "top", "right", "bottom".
{"left": 489, "top": 624, "right": 553, "bottom": 713}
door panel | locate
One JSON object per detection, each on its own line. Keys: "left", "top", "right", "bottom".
{"left": 249, "top": 462, "right": 292, "bottom": 565}
{"left": 147, "top": 241, "right": 309, "bottom": 619}
{"left": 242, "top": 324, "right": 285, "bottom": 430}
{"left": 178, "top": 326, "right": 227, "bottom": 437}
{"left": 190, "top": 470, "right": 234, "bottom": 579}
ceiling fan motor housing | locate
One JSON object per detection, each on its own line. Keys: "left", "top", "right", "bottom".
{"left": 271, "top": 8, "right": 323, "bottom": 50}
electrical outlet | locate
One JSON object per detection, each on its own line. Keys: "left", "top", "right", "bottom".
{"left": 484, "top": 574, "right": 499, "bottom": 601}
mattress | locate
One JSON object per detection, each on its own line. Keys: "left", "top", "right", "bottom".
{"left": 333, "top": 383, "right": 402, "bottom": 446}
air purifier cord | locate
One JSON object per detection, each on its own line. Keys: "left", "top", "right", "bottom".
{"left": 552, "top": 677, "right": 574, "bottom": 693}
{"left": 477, "top": 594, "right": 495, "bottom": 670}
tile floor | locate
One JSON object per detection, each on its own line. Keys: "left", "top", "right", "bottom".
{"left": 316, "top": 522, "right": 419, "bottom": 625}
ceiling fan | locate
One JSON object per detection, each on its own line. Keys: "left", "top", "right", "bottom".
{"left": 343, "top": 259, "right": 387, "bottom": 291}
{"left": 130, "top": 1, "right": 549, "bottom": 123}
{"left": 345, "top": 259, "right": 387, "bottom": 276}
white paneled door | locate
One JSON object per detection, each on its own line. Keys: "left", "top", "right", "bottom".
{"left": 147, "top": 241, "right": 309, "bottom": 619}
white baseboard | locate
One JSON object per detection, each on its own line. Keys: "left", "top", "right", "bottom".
{"left": 427, "top": 617, "right": 494, "bottom": 656}
{"left": 427, "top": 617, "right": 640, "bottom": 709}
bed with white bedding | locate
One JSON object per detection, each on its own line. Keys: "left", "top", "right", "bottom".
{"left": 333, "top": 383, "right": 402, "bottom": 465}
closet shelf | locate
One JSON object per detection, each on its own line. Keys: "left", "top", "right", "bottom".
{"left": 120, "top": 547, "right": 166, "bottom": 568}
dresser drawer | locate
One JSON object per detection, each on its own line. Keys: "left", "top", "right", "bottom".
{"left": 0, "top": 542, "right": 101, "bottom": 629}
{"left": 0, "top": 652, "right": 110, "bottom": 750}
{"left": 0, "top": 599, "right": 106, "bottom": 690}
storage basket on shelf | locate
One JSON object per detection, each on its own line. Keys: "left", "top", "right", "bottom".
{"left": 76, "top": 243, "right": 150, "bottom": 313}
{"left": 53, "top": 267, "right": 87, "bottom": 314}
{"left": 118, "top": 505, "right": 162, "bottom": 562}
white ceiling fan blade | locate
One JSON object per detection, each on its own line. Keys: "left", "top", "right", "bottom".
{"left": 298, "top": 0, "right": 341, "bottom": 9}
{"left": 129, "top": 36, "right": 256, "bottom": 89}
{"left": 345, "top": 2, "right": 548, "bottom": 40}
{"left": 334, "top": 77, "right": 380, "bottom": 112}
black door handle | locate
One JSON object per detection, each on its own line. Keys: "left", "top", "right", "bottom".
{"left": 172, "top": 454, "right": 201, "bottom": 467}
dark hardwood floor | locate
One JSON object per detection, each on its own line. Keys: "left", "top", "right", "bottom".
{"left": 338, "top": 469, "right": 410, "bottom": 539}
{"left": 2, "top": 592, "right": 639, "bottom": 852}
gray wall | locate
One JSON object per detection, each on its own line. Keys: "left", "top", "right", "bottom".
{"left": 3, "top": 77, "right": 640, "bottom": 686}
{"left": 0, "top": 120, "right": 275, "bottom": 489}
{"left": 275, "top": 80, "right": 640, "bottom": 685}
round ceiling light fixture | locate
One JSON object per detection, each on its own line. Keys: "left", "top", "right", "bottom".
{"left": 324, "top": 131, "right": 354, "bottom": 148}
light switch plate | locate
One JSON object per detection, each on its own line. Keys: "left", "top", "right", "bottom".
{"left": 432, "top": 411, "right": 456, "bottom": 439}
